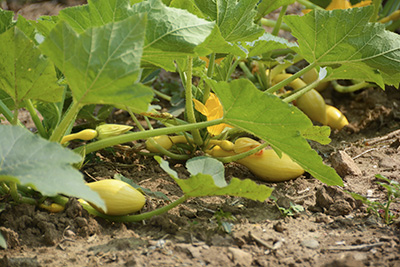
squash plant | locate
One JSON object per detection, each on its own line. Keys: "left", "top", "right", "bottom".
{"left": 0, "top": 0, "right": 399, "bottom": 243}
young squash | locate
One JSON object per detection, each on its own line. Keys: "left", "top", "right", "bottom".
{"left": 86, "top": 180, "right": 145, "bottom": 216}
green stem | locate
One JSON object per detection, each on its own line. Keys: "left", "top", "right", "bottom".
{"left": 239, "top": 62, "right": 256, "bottom": 82}
{"left": 214, "top": 142, "right": 270, "bottom": 163}
{"left": 332, "top": 80, "right": 371, "bottom": 93}
{"left": 272, "top": 5, "right": 288, "bottom": 36}
{"left": 185, "top": 56, "right": 203, "bottom": 146}
{"left": 0, "top": 182, "right": 9, "bottom": 194}
{"left": 268, "top": 54, "right": 304, "bottom": 80}
{"left": 146, "top": 138, "right": 190, "bottom": 160}
{"left": 75, "top": 119, "right": 224, "bottom": 155}
{"left": 127, "top": 107, "right": 146, "bottom": 131}
{"left": 370, "top": 0, "right": 383, "bottom": 22}
{"left": 381, "top": 0, "right": 400, "bottom": 18}
{"left": 82, "top": 195, "right": 189, "bottom": 222}
{"left": 260, "top": 18, "right": 291, "bottom": 32}
{"left": 296, "top": 0, "right": 324, "bottom": 9}
{"left": 282, "top": 77, "right": 322, "bottom": 103}
{"left": 24, "top": 100, "right": 47, "bottom": 138}
{"left": 152, "top": 89, "right": 172, "bottom": 102}
{"left": 265, "top": 62, "right": 317, "bottom": 94}
{"left": 128, "top": 108, "right": 189, "bottom": 160}
{"left": 49, "top": 100, "right": 82, "bottom": 142}
{"left": 0, "top": 99, "right": 14, "bottom": 123}
{"left": 12, "top": 107, "right": 19, "bottom": 125}
{"left": 225, "top": 57, "right": 240, "bottom": 82}
{"left": 203, "top": 53, "right": 216, "bottom": 103}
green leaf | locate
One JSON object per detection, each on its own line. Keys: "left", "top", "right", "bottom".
{"left": 194, "top": 0, "right": 264, "bottom": 42}
{"left": 301, "top": 125, "right": 331, "bottom": 145}
{"left": 0, "top": 232, "right": 6, "bottom": 249}
{"left": 245, "top": 32, "right": 298, "bottom": 58}
{"left": 59, "top": 0, "right": 134, "bottom": 33}
{"left": 132, "top": 0, "right": 215, "bottom": 70}
{"left": 40, "top": 15, "right": 153, "bottom": 112}
{"left": 0, "top": 27, "right": 63, "bottom": 108}
{"left": 284, "top": 7, "right": 400, "bottom": 88}
{"left": 156, "top": 156, "right": 273, "bottom": 201}
{"left": 0, "top": 9, "right": 14, "bottom": 35}
{"left": 256, "top": 0, "right": 295, "bottom": 21}
{"left": 210, "top": 79, "right": 343, "bottom": 186}
{"left": 0, "top": 125, "right": 105, "bottom": 210}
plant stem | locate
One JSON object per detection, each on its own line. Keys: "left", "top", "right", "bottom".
{"left": 260, "top": 18, "right": 291, "bottom": 32}
{"left": 0, "top": 99, "right": 14, "bottom": 123}
{"left": 24, "top": 100, "right": 47, "bottom": 138}
{"left": 239, "top": 62, "right": 256, "bottom": 82}
{"left": 146, "top": 138, "right": 190, "bottom": 160}
{"left": 282, "top": 78, "right": 321, "bottom": 103}
{"left": 203, "top": 53, "right": 216, "bottom": 103}
{"left": 272, "top": 5, "right": 288, "bottom": 36}
{"left": 75, "top": 119, "right": 224, "bottom": 155}
{"left": 81, "top": 195, "right": 189, "bottom": 222}
{"left": 49, "top": 100, "right": 82, "bottom": 142}
{"left": 265, "top": 62, "right": 317, "bottom": 94}
{"left": 225, "top": 57, "right": 240, "bottom": 81}
{"left": 370, "top": 0, "right": 383, "bottom": 22}
{"left": 185, "top": 56, "right": 203, "bottom": 146}
{"left": 213, "top": 142, "right": 270, "bottom": 163}
{"left": 332, "top": 80, "right": 371, "bottom": 93}
{"left": 297, "top": 0, "right": 324, "bottom": 9}
{"left": 12, "top": 108, "right": 19, "bottom": 125}
{"left": 152, "top": 88, "right": 172, "bottom": 102}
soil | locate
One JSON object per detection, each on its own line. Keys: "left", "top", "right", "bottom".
{"left": 1, "top": 2, "right": 400, "bottom": 267}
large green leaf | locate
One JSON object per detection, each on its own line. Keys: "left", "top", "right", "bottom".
{"left": 194, "top": 0, "right": 264, "bottom": 43}
{"left": 284, "top": 7, "right": 400, "bottom": 88}
{"left": 0, "top": 125, "right": 105, "bottom": 210}
{"left": 210, "top": 79, "right": 343, "bottom": 186}
{"left": 59, "top": 0, "right": 134, "bottom": 33}
{"left": 132, "top": 0, "right": 215, "bottom": 70}
{"left": 0, "top": 27, "right": 63, "bottom": 108}
{"left": 40, "top": 15, "right": 153, "bottom": 112}
{"left": 245, "top": 32, "right": 298, "bottom": 58}
{"left": 156, "top": 156, "right": 272, "bottom": 201}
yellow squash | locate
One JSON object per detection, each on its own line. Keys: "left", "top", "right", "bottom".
{"left": 207, "top": 144, "right": 304, "bottom": 182}
{"left": 86, "top": 180, "right": 145, "bottom": 216}
{"left": 61, "top": 129, "right": 98, "bottom": 144}
{"left": 326, "top": 105, "right": 349, "bottom": 130}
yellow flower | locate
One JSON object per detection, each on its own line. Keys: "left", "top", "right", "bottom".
{"left": 303, "top": 0, "right": 371, "bottom": 14}
{"left": 326, "top": 0, "right": 371, "bottom": 10}
{"left": 193, "top": 93, "right": 231, "bottom": 136}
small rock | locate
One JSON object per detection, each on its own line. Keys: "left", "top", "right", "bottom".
{"left": 330, "top": 151, "right": 362, "bottom": 177}
{"left": 328, "top": 200, "right": 353, "bottom": 216}
{"left": 228, "top": 247, "right": 253, "bottom": 267}
{"left": 315, "top": 213, "right": 334, "bottom": 224}
{"left": 273, "top": 222, "right": 285, "bottom": 233}
{"left": 301, "top": 239, "right": 319, "bottom": 249}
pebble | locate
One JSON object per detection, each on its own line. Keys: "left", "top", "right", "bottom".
{"left": 301, "top": 239, "right": 319, "bottom": 249}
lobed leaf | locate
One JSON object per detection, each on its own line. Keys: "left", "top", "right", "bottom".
{"left": 132, "top": 0, "right": 215, "bottom": 70}
{"left": 0, "top": 125, "right": 105, "bottom": 210}
{"left": 210, "top": 79, "right": 343, "bottom": 186}
{"left": 284, "top": 7, "right": 400, "bottom": 88}
{"left": 0, "top": 27, "right": 63, "bottom": 108}
{"left": 193, "top": 0, "right": 264, "bottom": 43}
{"left": 40, "top": 15, "right": 153, "bottom": 112}
{"left": 156, "top": 156, "right": 272, "bottom": 201}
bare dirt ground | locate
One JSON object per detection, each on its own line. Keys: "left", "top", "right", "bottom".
{"left": 1, "top": 1, "right": 400, "bottom": 266}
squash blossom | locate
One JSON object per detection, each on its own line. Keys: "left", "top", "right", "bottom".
{"left": 303, "top": 0, "right": 371, "bottom": 13}
{"left": 193, "top": 93, "right": 231, "bottom": 136}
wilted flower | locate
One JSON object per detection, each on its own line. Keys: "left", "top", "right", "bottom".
{"left": 193, "top": 93, "right": 231, "bottom": 136}
{"left": 96, "top": 124, "right": 133, "bottom": 140}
